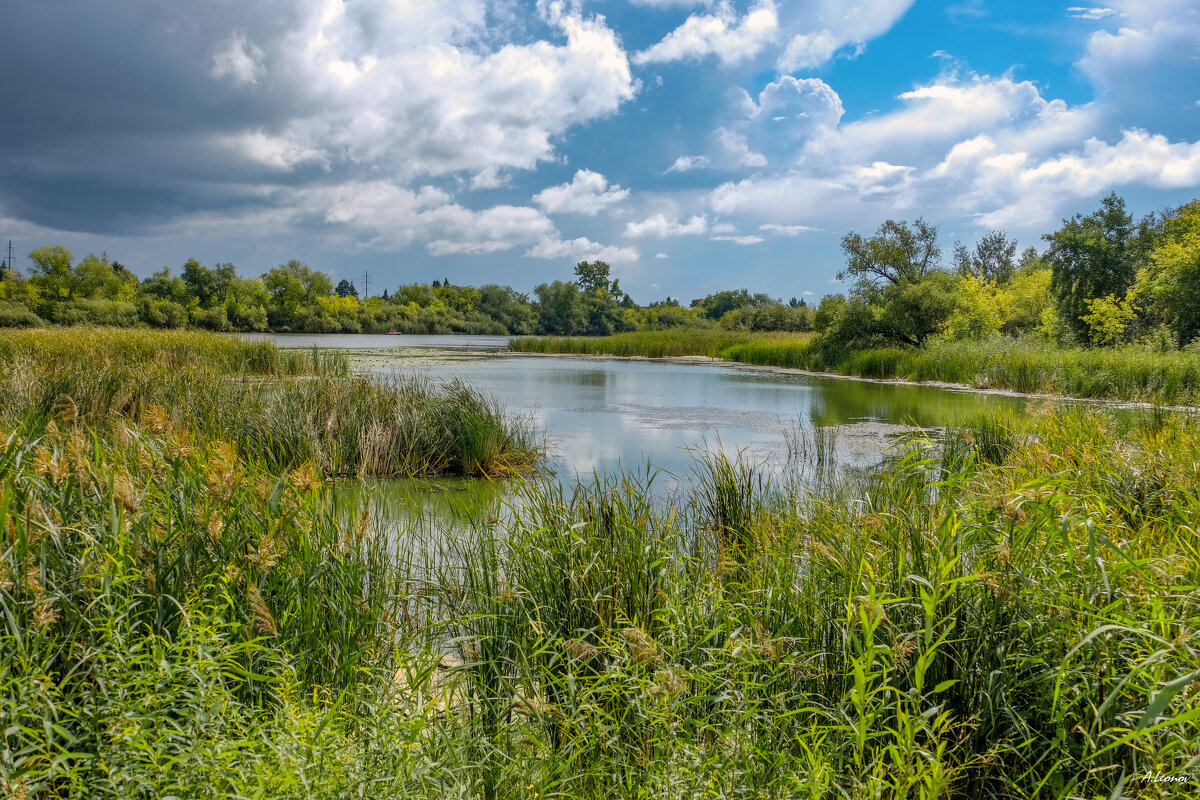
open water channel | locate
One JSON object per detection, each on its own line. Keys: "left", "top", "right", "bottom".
{"left": 243, "top": 333, "right": 1042, "bottom": 521}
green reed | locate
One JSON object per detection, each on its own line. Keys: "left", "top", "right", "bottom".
{"left": 0, "top": 327, "right": 541, "bottom": 477}
{"left": 2, "top": 349, "right": 1198, "bottom": 797}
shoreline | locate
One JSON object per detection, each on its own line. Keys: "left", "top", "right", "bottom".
{"left": 504, "top": 350, "right": 1199, "bottom": 413}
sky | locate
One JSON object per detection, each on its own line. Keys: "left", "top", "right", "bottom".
{"left": 2, "top": 0, "right": 1199, "bottom": 302}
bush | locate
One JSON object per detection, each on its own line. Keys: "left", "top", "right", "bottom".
{"left": 0, "top": 300, "right": 44, "bottom": 327}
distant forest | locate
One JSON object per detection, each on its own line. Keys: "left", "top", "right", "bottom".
{"left": 2, "top": 193, "right": 1198, "bottom": 349}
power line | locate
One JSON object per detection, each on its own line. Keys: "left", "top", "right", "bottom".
{"left": 361, "top": 270, "right": 370, "bottom": 298}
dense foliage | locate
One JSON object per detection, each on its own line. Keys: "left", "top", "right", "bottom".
{"left": 9, "top": 192, "right": 1196, "bottom": 353}
{"left": 3, "top": 395, "right": 1197, "bottom": 797}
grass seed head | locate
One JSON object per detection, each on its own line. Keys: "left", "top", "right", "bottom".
{"left": 248, "top": 584, "right": 277, "bottom": 635}
{"left": 621, "top": 626, "right": 658, "bottom": 663}
{"left": 289, "top": 462, "right": 323, "bottom": 493}
{"left": 563, "top": 638, "right": 600, "bottom": 661}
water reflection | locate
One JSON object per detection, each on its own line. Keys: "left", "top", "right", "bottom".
{"left": 364, "top": 353, "right": 1034, "bottom": 480}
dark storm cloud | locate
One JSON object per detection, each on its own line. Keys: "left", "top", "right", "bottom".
{"left": 0, "top": 1, "right": 321, "bottom": 232}
{"left": 0, "top": 0, "right": 639, "bottom": 244}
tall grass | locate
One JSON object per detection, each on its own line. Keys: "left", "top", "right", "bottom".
{"left": 515, "top": 329, "right": 1200, "bottom": 404}
{"left": 391, "top": 405, "right": 1200, "bottom": 798}
{"left": 0, "top": 328, "right": 541, "bottom": 477}
{"left": 3, "top": 330, "right": 1199, "bottom": 797}
{"left": 720, "top": 336, "right": 1200, "bottom": 404}
{"left": 510, "top": 329, "right": 811, "bottom": 358}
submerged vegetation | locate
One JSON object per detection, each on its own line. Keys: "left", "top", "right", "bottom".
{"left": 3, "top": 356, "right": 1198, "bottom": 796}
{"left": 0, "top": 328, "right": 541, "bottom": 477}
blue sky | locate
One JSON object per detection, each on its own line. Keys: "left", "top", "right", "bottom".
{"left": 2, "top": 0, "right": 1198, "bottom": 302}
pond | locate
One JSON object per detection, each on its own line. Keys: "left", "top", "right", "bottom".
{"left": 245, "top": 333, "right": 1041, "bottom": 520}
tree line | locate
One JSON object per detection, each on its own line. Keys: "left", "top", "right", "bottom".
{"left": 1, "top": 192, "right": 1197, "bottom": 348}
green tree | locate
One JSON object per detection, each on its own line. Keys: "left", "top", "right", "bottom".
{"left": 28, "top": 246, "right": 77, "bottom": 301}
{"left": 1044, "top": 193, "right": 1155, "bottom": 342}
{"left": 477, "top": 285, "right": 536, "bottom": 334}
{"left": 263, "top": 260, "right": 334, "bottom": 330}
{"left": 75, "top": 253, "right": 137, "bottom": 300}
{"left": 1081, "top": 294, "right": 1136, "bottom": 346}
{"left": 1132, "top": 199, "right": 1200, "bottom": 346}
{"left": 953, "top": 230, "right": 1018, "bottom": 283}
{"left": 335, "top": 279, "right": 359, "bottom": 299}
{"left": 574, "top": 261, "right": 616, "bottom": 296}
{"left": 876, "top": 271, "right": 958, "bottom": 346}
{"left": 943, "top": 275, "right": 1008, "bottom": 340}
{"left": 838, "top": 218, "right": 941, "bottom": 286}
{"left": 141, "top": 268, "right": 191, "bottom": 305}
{"left": 690, "top": 289, "right": 758, "bottom": 320}
{"left": 533, "top": 281, "right": 586, "bottom": 335}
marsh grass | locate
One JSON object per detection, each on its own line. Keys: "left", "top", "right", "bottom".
{"left": 0, "top": 328, "right": 541, "bottom": 477}
{"left": 724, "top": 336, "right": 1200, "bottom": 404}
{"left": 395, "top": 405, "right": 1200, "bottom": 798}
{"left": 510, "top": 329, "right": 811, "bottom": 358}
{"left": 515, "top": 329, "right": 1200, "bottom": 404}
{"left": 3, "top": 329, "right": 1199, "bottom": 798}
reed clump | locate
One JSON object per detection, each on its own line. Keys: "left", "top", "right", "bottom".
{"left": 0, "top": 327, "right": 541, "bottom": 477}
{"left": 3, "top": 354, "right": 1198, "bottom": 796}
{"left": 403, "top": 405, "right": 1199, "bottom": 798}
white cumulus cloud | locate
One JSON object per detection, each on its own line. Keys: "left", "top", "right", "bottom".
{"left": 634, "top": 0, "right": 779, "bottom": 66}
{"left": 624, "top": 213, "right": 709, "bottom": 237}
{"left": 666, "top": 155, "right": 711, "bottom": 173}
{"left": 533, "top": 170, "right": 630, "bottom": 215}
{"left": 777, "top": 0, "right": 916, "bottom": 70}
{"left": 526, "top": 236, "right": 641, "bottom": 263}
{"left": 1068, "top": 7, "right": 1120, "bottom": 20}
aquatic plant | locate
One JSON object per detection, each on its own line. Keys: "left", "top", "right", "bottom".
{"left": 0, "top": 328, "right": 541, "bottom": 477}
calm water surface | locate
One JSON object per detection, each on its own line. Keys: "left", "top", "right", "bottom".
{"left": 246, "top": 333, "right": 1035, "bottom": 481}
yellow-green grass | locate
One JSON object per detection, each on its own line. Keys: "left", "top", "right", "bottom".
{"left": 3, "top": 404, "right": 1197, "bottom": 796}
{"left": 0, "top": 327, "right": 541, "bottom": 477}
{"left": 510, "top": 329, "right": 812, "bottom": 358}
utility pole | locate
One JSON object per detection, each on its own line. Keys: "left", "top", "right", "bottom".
{"left": 0, "top": 240, "right": 11, "bottom": 278}
{"left": 361, "top": 270, "right": 370, "bottom": 298}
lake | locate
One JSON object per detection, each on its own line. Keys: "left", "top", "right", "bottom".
{"left": 245, "top": 333, "right": 1036, "bottom": 483}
